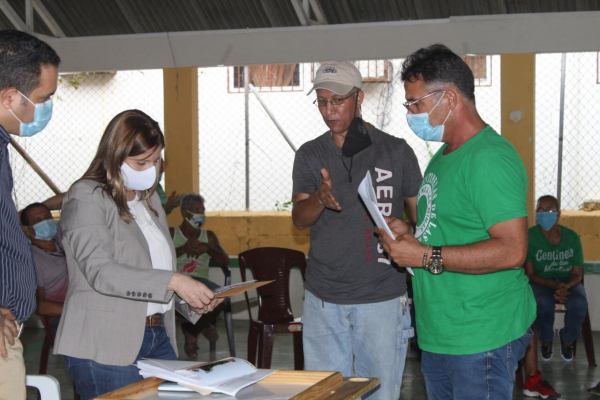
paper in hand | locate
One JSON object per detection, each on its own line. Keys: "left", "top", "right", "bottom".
{"left": 358, "top": 171, "right": 414, "bottom": 275}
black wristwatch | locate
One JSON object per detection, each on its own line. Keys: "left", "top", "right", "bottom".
{"left": 425, "top": 246, "right": 444, "bottom": 275}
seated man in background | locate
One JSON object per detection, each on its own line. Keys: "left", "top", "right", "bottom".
{"left": 169, "top": 193, "right": 229, "bottom": 359}
{"left": 20, "top": 202, "right": 68, "bottom": 334}
{"left": 525, "top": 194, "right": 588, "bottom": 363}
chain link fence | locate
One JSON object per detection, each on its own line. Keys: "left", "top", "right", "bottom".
{"left": 198, "top": 56, "right": 501, "bottom": 211}
{"left": 10, "top": 54, "right": 596, "bottom": 213}
{"left": 536, "top": 52, "right": 600, "bottom": 210}
{"left": 9, "top": 69, "right": 164, "bottom": 210}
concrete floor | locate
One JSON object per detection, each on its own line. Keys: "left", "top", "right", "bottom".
{"left": 22, "top": 318, "right": 600, "bottom": 399}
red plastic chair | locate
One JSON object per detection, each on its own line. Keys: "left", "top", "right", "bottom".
{"left": 238, "top": 247, "right": 306, "bottom": 370}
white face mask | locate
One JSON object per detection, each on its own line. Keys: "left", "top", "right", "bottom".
{"left": 120, "top": 162, "right": 157, "bottom": 191}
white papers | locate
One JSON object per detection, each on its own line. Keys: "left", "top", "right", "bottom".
{"left": 358, "top": 171, "right": 413, "bottom": 275}
{"left": 137, "top": 357, "right": 273, "bottom": 396}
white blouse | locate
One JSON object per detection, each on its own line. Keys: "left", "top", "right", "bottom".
{"left": 127, "top": 196, "right": 173, "bottom": 316}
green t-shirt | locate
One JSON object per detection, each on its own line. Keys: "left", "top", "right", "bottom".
{"left": 526, "top": 225, "right": 583, "bottom": 278}
{"left": 413, "top": 125, "right": 536, "bottom": 355}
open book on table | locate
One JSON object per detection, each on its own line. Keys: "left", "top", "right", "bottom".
{"left": 137, "top": 357, "right": 273, "bottom": 396}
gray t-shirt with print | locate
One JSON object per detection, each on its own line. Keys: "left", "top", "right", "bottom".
{"left": 292, "top": 125, "right": 422, "bottom": 304}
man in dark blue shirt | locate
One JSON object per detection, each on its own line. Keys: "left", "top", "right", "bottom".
{"left": 0, "top": 30, "right": 59, "bottom": 399}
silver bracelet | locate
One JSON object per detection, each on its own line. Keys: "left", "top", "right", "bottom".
{"left": 422, "top": 245, "right": 430, "bottom": 269}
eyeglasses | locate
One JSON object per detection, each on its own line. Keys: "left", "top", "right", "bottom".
{"left": 313, "top": 92, "right": 357, "bottom": 108}
{"left": 402, "top": 90, "right": 446, "bottom": 112}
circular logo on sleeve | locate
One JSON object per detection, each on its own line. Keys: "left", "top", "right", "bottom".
{"left": 415, "top": 173, "right": 438, "bottom": 242}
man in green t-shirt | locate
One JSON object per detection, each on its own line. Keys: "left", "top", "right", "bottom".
{"left": 380, "top": 44, "right": 536, "bottom": 399}
{"left": 525, "top": 195, "right": 587, "bottom": 363}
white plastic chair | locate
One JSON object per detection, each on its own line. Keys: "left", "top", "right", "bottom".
{"left": 26, "top": 375, "right": 61, "bottom": 400}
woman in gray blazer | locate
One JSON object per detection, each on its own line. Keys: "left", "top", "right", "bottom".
{"left": 54, "top": 110, "right": 221, "bottom": 400}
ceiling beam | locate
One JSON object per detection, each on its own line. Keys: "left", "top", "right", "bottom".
{"left": 25, "top": 0, "right": 33, "bottom": 31}
{"left": 114, "top": 0, "right": 145, "bottom": 34}
{"left": 45, "top": 11, "right": 600, "bottom": 73}
{"left": 290, "top": 0, "right": 308, "bottom": 26}
{"left": 33, "top": 0, "right": 66, "bottom": 38}
{"left": 309, "top": 0, "right": 328, "bottom": 24}
{"left": 0, "top": 0, "right": 28, "bottom": 31}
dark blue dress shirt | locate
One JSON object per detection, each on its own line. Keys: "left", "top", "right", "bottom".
{"left": 0, "top": 125, "right": 36, "bottom": 321}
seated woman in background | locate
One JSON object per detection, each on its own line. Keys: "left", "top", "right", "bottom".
{"left": 524, "top": 194, "right": 588, "bottom": 364}
{"left": 54, "top": 109, "right": 222, "bottom": 400}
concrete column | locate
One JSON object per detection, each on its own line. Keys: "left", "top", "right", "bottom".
{"left": 163, "top": 67, "right": 199, "bottom": 226}
{"left": 501, "top": 54, "right": 536, "bottom": 226}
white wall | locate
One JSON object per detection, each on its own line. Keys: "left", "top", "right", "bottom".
{"left": 535, "top": 53, "right": 600, "bottom": 209}
{"left": 10, "top": 70, "right": 164, "bottom": 209}
{"left": 198, "top": 57, "right": 502, "bottom": 211}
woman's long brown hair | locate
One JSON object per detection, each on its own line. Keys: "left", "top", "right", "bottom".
{"left": 76, "top": 109, "right": 165, "bottom": 223}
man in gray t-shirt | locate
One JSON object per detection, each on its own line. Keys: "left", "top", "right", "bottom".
{"left": 292, "top": 61, "right": 422, "bottom": 400}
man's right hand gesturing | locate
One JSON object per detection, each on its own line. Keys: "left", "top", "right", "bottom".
{"left": 317, "top": 168, "right": 341, "bottom": 211}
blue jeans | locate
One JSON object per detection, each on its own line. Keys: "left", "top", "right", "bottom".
{"left": 531, "top": 280, "right": 588, "bottom": 344}
{"left": 421, "top": 329, "right": 532, "bottom": 400}
{"left": 303, "top": 290, "right": 413, "bottom": 400}
{"left": 64, "top": 325, "right": 177, "bottom": 400}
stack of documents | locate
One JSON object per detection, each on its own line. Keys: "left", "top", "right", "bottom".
{"left": 137, "top": 357, "right": 274, "bottom": 396}
{"left": 176, "top": 280, "right": 274, "bottom": 324}
{"left": 358, "top": 171, "right": 413, "bottom": 275}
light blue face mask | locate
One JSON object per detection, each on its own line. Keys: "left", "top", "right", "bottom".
{"left": 33, "top": 219, "right": 57, "bottom": 241}
{"left": 536, "top": 212, "right": 558, "bottom": 231}
{"left": 8, "top": 91, "right": 53, "bottom": 137}
{"left": 406, "top": 92, "right": 452, "bottom": 142}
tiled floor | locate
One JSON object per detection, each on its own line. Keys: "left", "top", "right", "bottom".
{"left": 22, "top": 319, "right": 600, "bottom": 399}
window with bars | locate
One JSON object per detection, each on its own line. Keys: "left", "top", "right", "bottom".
{"left": 229, "top": 64, "right": 302, "bottom": 93}
{"left": 462, "top": 55, "right": 492, "bottom": 87}
{"left": 311, "top": 60, "right": 392, "bottom": 83}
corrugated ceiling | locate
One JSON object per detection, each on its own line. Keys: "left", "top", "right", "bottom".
{"left": 0, "top": 0, "right": 598, "bottom": 38}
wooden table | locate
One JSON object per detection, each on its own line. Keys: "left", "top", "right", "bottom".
{"left": 96, "top": 370, "right": 380, "bottom": 400}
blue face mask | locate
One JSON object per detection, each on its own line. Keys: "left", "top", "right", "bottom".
{"left": 406, "top": 92, "right": 452, "bottom": 142}
{"left": 33, "top": 219, "right": 57, "bottom": 241}
{"left": 8, "top": 91, "right": 53, "bottom": 137}
{"left": 536, "top": 212, "right": 558, "bottom": 231}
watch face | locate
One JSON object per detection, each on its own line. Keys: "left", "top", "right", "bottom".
{"left": 429, "top": 262, "right": 444, "bottom": 275}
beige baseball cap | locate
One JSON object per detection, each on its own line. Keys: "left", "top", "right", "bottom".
{"left": 308, "top": 61, "right": 362, "bottom": 96}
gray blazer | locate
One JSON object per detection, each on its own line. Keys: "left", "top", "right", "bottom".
{"left": 54, "top": 180, "right": 178, "bottom": 366}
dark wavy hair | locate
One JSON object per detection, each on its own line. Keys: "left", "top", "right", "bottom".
{"left": 0, "top": 30, "right": 60, "bottom": 96}
{"left": 401, "top": 44, "right": 475, "bottom": 103}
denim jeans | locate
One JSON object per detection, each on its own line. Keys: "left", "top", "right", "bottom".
{"left": 303, "top": 290, "right": 413, "bottom": 400}
{"left": 421, "top": 329, "right": 532, "bottom": 400}
{"left": 64, "top": 325, "right": 177, "bottom": 400}
{"left": 531, "top": 280, "right": 588, "bottom": 344}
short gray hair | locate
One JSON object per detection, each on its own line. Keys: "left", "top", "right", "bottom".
{"left": 180, "top": 193, "right": 205, "bottom": 211}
